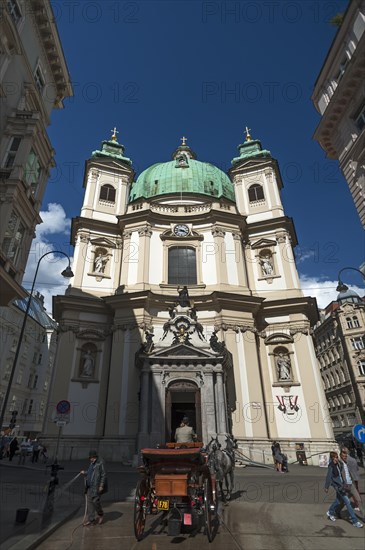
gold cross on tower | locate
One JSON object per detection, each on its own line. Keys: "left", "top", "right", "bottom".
{"left": 111, "top": 127, "right": 119, "bottom": 141}
{"left": 244, "top": 126, "right": 252, "bottom": 141}
{"left": 180, "top": 136, "right": 187, "bottom": 146}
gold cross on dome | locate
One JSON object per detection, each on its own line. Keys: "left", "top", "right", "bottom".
{"left": 244, "top": 126, "right": 252, "bottom": 141}
{"left": 180, "top": 136, "right": 187, "bottom": 146}
{"left": 111, "top": 127, "right": 119, "bottom": 141}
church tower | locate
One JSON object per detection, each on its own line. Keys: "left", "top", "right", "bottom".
{"left": 45, "top": 129, "right": 334, "bottom": 464}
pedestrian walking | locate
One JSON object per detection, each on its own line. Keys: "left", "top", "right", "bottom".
{"left": 18, "top": 439, "right": 29, "bottom": 464}
{"left": 324, "top": 451, "right": 363, "bottom": 528}
{"left": 40, "top": 444, "right": 48, "bottom": 464}
{"left": 9, "top": 437, "right": 18, "bottom": 461}
{"left": 81, "top": 450, "right": 107, "bottom": 526}
{"left": 337, "top": 447, "right": 363, "bottom": 516}
{"left": 31, "top": 439, "right": 41, "bottom": 463}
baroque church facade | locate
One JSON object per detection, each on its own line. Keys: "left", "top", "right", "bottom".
{"left": 44, "top": 130, "right": 334, "bottom": 464}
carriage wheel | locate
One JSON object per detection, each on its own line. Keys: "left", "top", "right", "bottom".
{"left": 134, "top": 477, "right": 149, "bottom": 541}
{"left": 203, "top": 477, "right": 215, "bottom": 542}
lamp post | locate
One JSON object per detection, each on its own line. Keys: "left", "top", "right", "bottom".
{"left": 0, "top": 251, "right": 73, "bottom": 432}
{"left": 336, "top": 266, "right": 365, "bottom": 293}
{"left": 335, "top": 266, "right": 365, "bottom": 426}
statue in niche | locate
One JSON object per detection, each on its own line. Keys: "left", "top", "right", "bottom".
{"left": 94, "top": 251, "right": 108, "bottom": 273}
{"left": 260, "top": 256, "right": 274, "bottom": 276}
{"left": 81, "top": 349, "right": 95, "bottom": 377}
{"left": 276, "top": 353, "right": 291, "bottom": 381}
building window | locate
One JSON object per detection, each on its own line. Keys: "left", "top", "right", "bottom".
{"left": 7, "top": 0, "right": 22, "bottom": 25}
{"left": 346, "top": 317, "right": 353, "bottom": 329}
{"left": 3, "top": 362, "right": 12, "bottom": 381}
{"left": 358, "top": 360, "right": 365, "bottom": 376}
{"left": 21, "top": 399, "right": 28, "bottom": 415}
{"left": 34, "top": 65, "right": 45, "bottom": 94}
{"left": 334, "top": 56, "right": 349, "bottom": 83}
{"left": 27, "top": 399, "right": 33, "bottom": 415}
{"left": 3, "top": 137, "right": 21, "bottom": 168}
{"left": 32, "top": 375, "right": 38, "bottom": 389}
{"left": 16, "top": 368, "right": 23, "bottom": 385}
{"left": 347, "top": 413, "right": 356, "bottom": 426}
{"left": 354, "top": 102, "right": 365, "bottom": 131}
{"left": 353, "top": 316, "right": 360, "bottom": 328}
{"left": 2, "top": 210, "right": 25, "bottom": 265}
{"left": 168, "top": 247, "right": 197, "bottom": 285}
{"left": 37, "top": 354, "right": 42, "bottom": 365}
{"left": 44, "top": 379, "right": 49, "bottom": 391}
{"left": 351, "top": 336, "right": 365, "bottom": 350}
{"left": 99, "top": 184, "right": 116, "bottom": 202}
{"left": 25, "top": 149, "right": 41, "bottom": 195}
{"left": 248, "top": 184, "right": 264, "bottom": 202}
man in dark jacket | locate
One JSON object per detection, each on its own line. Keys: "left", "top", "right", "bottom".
{"left": 324, "top": 451, "right": 363, "bottom": 528}
{"left": 81, "top": 450, "right": 107, "bottom": 526}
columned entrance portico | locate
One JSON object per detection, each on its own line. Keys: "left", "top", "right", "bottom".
{"left": 136, "top": 300, "right": 232, "bottom": 451}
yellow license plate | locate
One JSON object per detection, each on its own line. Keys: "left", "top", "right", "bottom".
{"left": 157, "top": 499, "right": 169, "bottom": 511}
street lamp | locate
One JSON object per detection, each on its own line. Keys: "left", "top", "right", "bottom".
{"left": 336, "top": 266, "right": 365, "bottom": 293}
{"left": 0, "top": 251, "right": 74, "bottom": 431}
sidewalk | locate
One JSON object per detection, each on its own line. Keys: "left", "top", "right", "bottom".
{"left": 0, "top": 460, "right": 363, "bottom": 550}
{"left": 0, "top": 459, "right": 136, "bottom": 550}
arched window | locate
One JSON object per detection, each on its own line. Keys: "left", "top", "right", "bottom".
{"left": 168, "top": 247, "right": 197, "bottom": 285}
{"left": 99, "top": 184, "right": 116, "bottom": 202}
{"left": 346, "top": 317, "right": 353, "bottom": 329}
{"left": 248, "top": 184, "right": 264, "bottom": 202}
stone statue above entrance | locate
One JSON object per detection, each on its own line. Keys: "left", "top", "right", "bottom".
{"left": 157, "top": 287, "right": 210, "bottom": 350}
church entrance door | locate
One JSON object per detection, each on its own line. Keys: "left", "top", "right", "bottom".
{"left": 165, "top": 381, "right": 201, "bottom": 442}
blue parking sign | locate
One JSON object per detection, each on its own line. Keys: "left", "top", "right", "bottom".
{"left": 352, "top": 424, "right": 365, "bottom": 444}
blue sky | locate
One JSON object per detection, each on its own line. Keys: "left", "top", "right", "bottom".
{"left": 25, "top": 0, "right": 364, "bottom": 311}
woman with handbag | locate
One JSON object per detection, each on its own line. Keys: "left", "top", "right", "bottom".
{"left": 324, "top": 451, "right": 363, "bottom": 528}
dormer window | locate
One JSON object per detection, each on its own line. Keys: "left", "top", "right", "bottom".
{"left": 248, "top": 183, "right": 264, "bottom": 202}
{"left": 99, "top": 184, "right": 116, "bottom": 203}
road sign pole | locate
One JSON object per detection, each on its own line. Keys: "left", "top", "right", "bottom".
{"left": 54, "top": 425, "right": 62, "bottom": 462}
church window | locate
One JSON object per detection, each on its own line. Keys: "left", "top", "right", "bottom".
{"left": 34, "top": 65, "right": 45, "bottom": 94}
{"left": 168, "top": 247, "right": 197, "bottom": 285}
{"left": 99, "top": 184, "right": 116, "bottom": 202}
{"left": 248, "top": 184, "right": 264, "bottom": 202}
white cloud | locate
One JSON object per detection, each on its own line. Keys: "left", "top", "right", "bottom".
{"left": 23, "top": 204, "right": 73, "bottom": 315}
{"left": 299, "top": 274, "right": 363, "bottom": 309}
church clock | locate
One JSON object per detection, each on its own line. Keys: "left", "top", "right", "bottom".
{"left": 173, "top": 224, "right": 190, "bottom": 237}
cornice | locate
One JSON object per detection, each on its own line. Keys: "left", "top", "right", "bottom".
{"left": 30, "top": 0, "right": 73, "bottom": 105}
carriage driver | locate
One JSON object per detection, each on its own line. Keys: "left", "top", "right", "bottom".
{"left": 175, "top": 416, "right": 197, "bottom": 443}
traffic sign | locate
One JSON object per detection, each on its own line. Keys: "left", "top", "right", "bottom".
{"left": 56, "top": 400, "right": 70, "bottom": 414}
{"left": 352, "top": 424, "right": 365, "bottom": 444}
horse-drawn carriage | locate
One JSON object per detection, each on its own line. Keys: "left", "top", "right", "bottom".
{"left": 133, "top": 436, "right": 237, "bottom": 542}
{"left": 134, "top": 442, "right": 219, "bottom": 542}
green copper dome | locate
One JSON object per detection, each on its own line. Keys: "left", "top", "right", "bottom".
{"left": 129, "top": 145, "right": 235, "bottom": 203}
